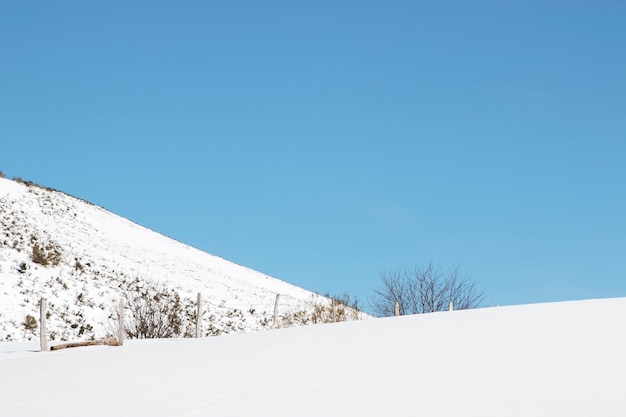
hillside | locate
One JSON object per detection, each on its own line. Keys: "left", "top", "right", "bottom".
{"left": 0, "top": 177, "right": 355, "bottom": 341}
{"left": 2, "top": 297, "right": 625, "bottom": 416}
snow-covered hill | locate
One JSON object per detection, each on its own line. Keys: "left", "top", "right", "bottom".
{"left": 0, "top": 177, "right": 356, "bottom": 341}
{"left": 2, "top": 297, "right": 625, "bottom": 417}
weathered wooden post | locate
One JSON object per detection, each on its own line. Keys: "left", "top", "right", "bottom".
{"left": 39, "top": 298, "right": 48, "bottom": 352}
{"left": 196, "top": 292, "right": 202, "bottom": 338}
{"left": 117, "top": 298, "right": 125, "bottom": 346}
{"left": 394, "top": 301, "right": 400, "bottom": 317}
{"left": 448, "top": 301, "right": 454, "bottom": 311}
{"left": 332, "top": 303, "right": 337, "bottom": 323}
{"left": 271, "top": 294, "right": 281, "bottom": 329}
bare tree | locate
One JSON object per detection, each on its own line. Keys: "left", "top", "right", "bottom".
{"left": 370, "top": 263, "right": 484, "bottom": 317}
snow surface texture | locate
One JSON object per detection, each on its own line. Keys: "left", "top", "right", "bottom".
{"left": 2, "top": 297, "right": 624, "bottom": 417}
{"left": 0, "top": 177, "right": 350, "bottom": 341}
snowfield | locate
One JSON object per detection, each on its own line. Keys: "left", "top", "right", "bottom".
{"left": 2, "top": 297, "right": 625, "bottom": 416}
{"left": 2, "top": 176, "right": 624, "bottom": 415}
{"left": 0, "top": 177, "right": 355, "bottom": 341}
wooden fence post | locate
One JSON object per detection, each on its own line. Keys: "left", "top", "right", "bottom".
{"left": 118, "top": 298, "right": 125, "bottom": 346}
{"left": 332, "top": 303, "right": 337, "bottom": 323}
{"left": 448, "top": 301, "right": 454, "bottom": 311}
{"left": 40, "top": 298, "right": 48, "bottom": 352}
{"left": 196, "top": 292, "right": 202, "bottom": 338}
{"left": 271, "top": 294, "right": 281, "bottom": 329}
{"left": 394, "top": 301, "right": 400, "bottom": 317}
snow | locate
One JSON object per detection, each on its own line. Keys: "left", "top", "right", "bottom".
{"left": 1, "top": 177, "right": 353, "bottom": 341}
{"left": 2, "top": 297, "right": 625, "bottom": 416}
{"left": 2, "top": 177, "right": 624, "bottom": 415}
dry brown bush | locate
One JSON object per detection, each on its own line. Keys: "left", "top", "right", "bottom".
{"left": 31, "top": 241, "right": 62, "bottom": 266}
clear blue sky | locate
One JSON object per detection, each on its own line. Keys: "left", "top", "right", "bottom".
{"left": 2, "top": 1, "right": 625, "bottom": 310}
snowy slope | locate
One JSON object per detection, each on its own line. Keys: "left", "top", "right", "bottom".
{"left": 2, "top": 297, "right": 625, "bottom": 417}
{"left": 0, "top": 177, "right": 353, "bottom": 341}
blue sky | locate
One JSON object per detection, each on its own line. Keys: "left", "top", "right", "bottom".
{"left": 2, "top": 1, "right": 625, "bottom": 311}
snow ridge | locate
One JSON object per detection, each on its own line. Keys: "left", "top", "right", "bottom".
{"left": 0, "top": 177, "right": 333, "bottom": 341}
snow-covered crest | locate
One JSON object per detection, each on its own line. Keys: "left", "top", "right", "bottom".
{"left": 2, "top": 297, "right": 625, "bottom": 416}
{"left": 0, "top": 177, "right": 350, "bottom": 341}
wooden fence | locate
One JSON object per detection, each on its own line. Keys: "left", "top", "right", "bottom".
{"left": 37, "top": 292, "right": 288, "bottom": 352}
{"left": 38, "top": 297, "right": 125, "bottom": 352}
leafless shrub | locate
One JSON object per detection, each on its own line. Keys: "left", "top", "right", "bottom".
{"left": 370, "top": 262, "right": 484, "bottom": 317}
{"left": 123, "top": 281, "right": 188, "bottom": 339}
